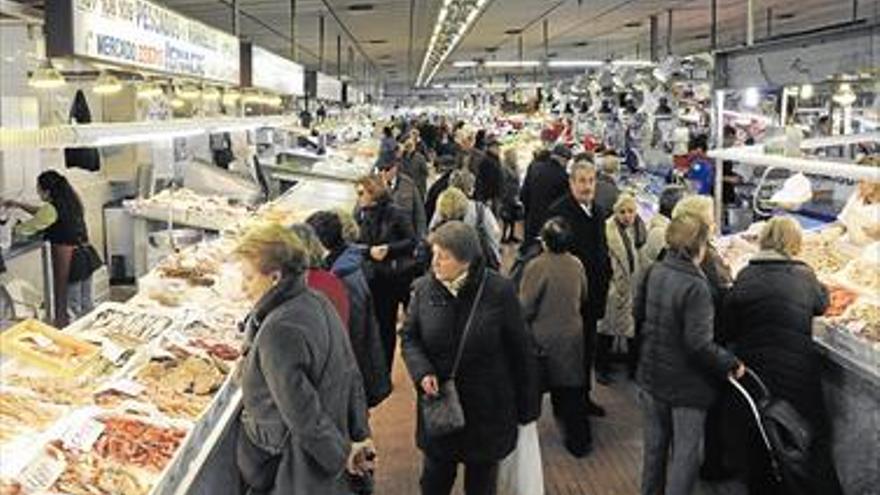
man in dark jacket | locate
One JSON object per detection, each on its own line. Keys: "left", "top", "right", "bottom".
{"left": 547, "top": 160, "right": 612, "bottom": 417}
{"left": 378, "top": 159, "right": 427, "bottom": 238}
{"left": 307, "top": 211, "right": 393, "bottom": 408}
{"left": 424, "top": 155, "right": 457, "bottom": 223}
{"left": 474, "top": 138, "right": 503, "bottom": 208}
{"left": 520, "top": 145, "right": 571, "bottom": 242}
{"left": 594, "top": 153, "right": 621, "bottom": 220}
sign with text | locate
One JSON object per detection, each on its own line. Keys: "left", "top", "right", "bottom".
{"left": 315, "top": 72, "right": 342, "bottom": 102}
{"left": 251, "top": 46, "right": 305, "bottom": 96}
{"left": 49, "top": 0, "right": 240, "bottom": 84}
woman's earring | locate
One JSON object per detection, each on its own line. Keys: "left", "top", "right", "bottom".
{"left": 271, "top": 272, "right": 282, "bottom": 284}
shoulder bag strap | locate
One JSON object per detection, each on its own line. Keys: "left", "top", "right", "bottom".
{"left": 449, "top": 272, "right": 488, "bottom": 379}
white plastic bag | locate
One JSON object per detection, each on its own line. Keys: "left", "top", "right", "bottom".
{"left": 497, "top": 422, "right": 544, "bottom": 495}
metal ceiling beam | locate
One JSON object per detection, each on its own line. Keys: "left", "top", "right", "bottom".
{"left": 0, "top": 0, "right": 43, "bottom": 24}
{"left": 318, "top": 14, "right": 325, "bottom": 72}
{"left": 212, "top": 0, "right": 318, "bottom": 61}
{"left": 316, "top": 0, "right": 378, "bottom": 75}
{"left": 231, "top": 0, "right": 239, "bottom": 36}
{"left": 290, "top": 0, "right": 297, "bottom": 60}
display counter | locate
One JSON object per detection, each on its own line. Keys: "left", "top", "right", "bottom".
{"left": 0, "top": 175, "right": 357, "bottom": 495}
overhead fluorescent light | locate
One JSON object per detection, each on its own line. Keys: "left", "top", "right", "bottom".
{"left": 484, "top": 60, "right": 541, "bottom": 68}
{"left": 136, "top": 83, "right": 163, "bottom": 99}
{"left": 416, "top": 0, "right": 491, "bottom": 87}
{"left": 548, "top": 60, "right": 604, "bottom": 68}
{"left": 91, "top": 129, "right": 204, "bottom": 146}
{"left": 612, "top": 60, "right": 654, "bottom": 68}
{"left": 28, "top": 60, "right": 65, "bottom": 89}
{"left": 453, "top": 60, "right": 480, "bottom": 68}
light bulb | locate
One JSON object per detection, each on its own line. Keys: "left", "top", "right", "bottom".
{"left": 799, "top": 84, "right": 814, "bottom": 99}
{"left": 28, "top": 61, "right": 65, "bottom": 89}
{"left": 743, "top": 87, "right": 761, "bottom": 107}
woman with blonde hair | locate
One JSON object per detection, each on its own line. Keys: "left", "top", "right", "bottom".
{"left": 724, "top": 216, "right": 841, "bottom": 495}
{"left": 597, "top": 193, "right": 642, "bottom": 382}
{"left": 233, "top": 222, "right": 374, "bottom": 494}
{"left": 499, "top": 148, "right": 524, "bottom": 244}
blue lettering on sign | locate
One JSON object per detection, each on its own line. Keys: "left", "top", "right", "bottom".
{"left": 165, "top": 41, "right": 206, "bottom": 77}
{"left": 96, "top": 33, "right": 137, "bottom": 62}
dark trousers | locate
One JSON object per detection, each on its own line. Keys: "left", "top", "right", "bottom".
{"left": 369, "top": 275, "right": 408, "bottom": 372}
{"left": 420, "top": 455, "right": 499, "bottom": 495}
{"left": 550, "top": 386, "right": 592, "bottom": 449}
{"left": 596, "top": 335, "right": 639, "bottom": 375}
{"left": 583, "top": 316, "right": 598, "bottom": 393}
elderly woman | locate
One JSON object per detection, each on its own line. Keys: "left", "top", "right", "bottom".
{"left": 431, "top": 187, "right": 501, "bottom": 267}
{"left": 635, "top": 213, "right": 744, "bottom": 495}
{"left": 597, "top": 193, "right": 642, "bottom": 382}
{"left": 401, "top": 221, "right": 539, "bottom": 495}
{"left": 640, "top": 185, "right": 687, "bottom": 267}
{"left": 233, "top": 222, "right": 374, "bottom": 494}
{"left": 355, "top": 174, "right": 418, "bottom": 372}
{"left": 499, "top": 147, "right": 523, "bottom": 244}
{"left": 724, "top": 217, "right": 842, "bottom": 495}
{"left": 519, "top": 217, "right": 591, "bottom": 457}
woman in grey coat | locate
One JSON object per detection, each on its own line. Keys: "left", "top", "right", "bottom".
{"left": 234, "top": 223, "right": 375, "bottom": 495}
{"left": 519, "top": 217, "right": 592, "bottom": 457}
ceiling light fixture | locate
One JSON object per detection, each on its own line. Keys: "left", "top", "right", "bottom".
{"left": 28, "top": 60, "right": 65, "bottom": 89}
{"left": 484, "top": 60, "right": 541, "bottom": 68}
{"left": 799, "top": 83, "right": 814, "bottom": 99}
{"left": 136, "top": 82, "right": 163, "bottom": 99}
{"left": 93, "top": 71, "right": 123, "bottom": 94}
{"left": 832, "top": 83, "right": 857, "bottom": 106}
{"left": 222, "top": 88, "right": 241, "bottom": 105}
{"left": 547, "top": 60, "right": 604, "bottom": 68}
{"left": 743, "top": 87, "right": 761, "bottom": 107}
{"left": 416, "top": 0, "right": 492, "bottom": 87}
{"left": 202, "top": 86, "right": 221, "bottom": 101}
{"left": 453, "top": 60, "right": 480, "bottom": 68}
{"left": 177, "top": 85, "right": 201, "bottom": 100}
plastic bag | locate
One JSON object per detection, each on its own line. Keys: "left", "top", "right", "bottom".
{"left": 497, "top": 422, "right": 544, "bottom": 495}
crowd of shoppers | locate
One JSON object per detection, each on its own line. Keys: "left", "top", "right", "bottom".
{"left": 225, "top": 116, "right": 843, "bottom": 495}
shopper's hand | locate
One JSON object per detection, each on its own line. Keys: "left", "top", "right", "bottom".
{"left": 421, "top": 374, "right": 439, "bottom": 397}
{"left": 347, "top": 439, "right": 377, "bottom": 476}
{"left": 370, "top": 245, "right": 389, "bottom": 261}
{"left": 730, "top": 362, "right": 746, "bottom": 380}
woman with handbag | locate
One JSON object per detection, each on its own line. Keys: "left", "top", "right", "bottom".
{"left": 400, "top": 221, "right": 540, "bottom": 495}
{"left": 234, "top": 222, "right": 375, "bottom": 495}
{"left": 4, "top": 170, "right": 100, "bottom": 327}
{"left": 519, "top": 217, "right": 591, "bottom": 457}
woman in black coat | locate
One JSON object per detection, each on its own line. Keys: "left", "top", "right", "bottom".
{"left": 355, "top": 175, "right": 418, "bottom": 373}
{"left": 401, "top": 221, "right": 539, "bottom": 495}
{"left": 724, "top": 217, "right": 842, "bottom": 495}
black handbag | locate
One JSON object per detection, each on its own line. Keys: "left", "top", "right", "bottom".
{"left": 421, "top": 273, "right": 487, "bottom": 437}
{"left": 69, "top": 243, "right": 102, "bottom": 282}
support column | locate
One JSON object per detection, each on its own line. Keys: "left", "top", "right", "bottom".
{"left": 650, "top": 15, "right": 659, "bottom": 61}
{"left": 408, "top": 0, "right": 415, "bottom": 87}
{"left": 746, "top": 0, "right": 754, "bottom": 46}
{"left": 710, "top": 0, "right": 717, "bottom": 50}
{"left": 766, "top": 7, "right": 773, "bottom": 38}
{"left": 666, "top": 9, "right": 673, "bottom": 55}
{"left": 318, "top": 15, "right": 325, "bottom": 72}
{"left": 336, "top": 35, "right": 342, "bottom": 77}
{"left": 542, "top": 19, "right": 549, "bottom": 83}
{"left": 518, "top": 34, "right": 524, "bottom": 62}
{"left": 289, "top": 0, "right": 297, "bottom": 60}
{"left": 231, "top": 0, "right": 240, "bottom": 37}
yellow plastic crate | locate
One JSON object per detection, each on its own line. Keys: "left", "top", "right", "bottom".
{"left": 0, "top": 319, "right": 100, "bottom": 377}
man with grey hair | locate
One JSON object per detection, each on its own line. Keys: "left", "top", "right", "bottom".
{"left": 548, "top": 160, "right": 613, "bottom": 430}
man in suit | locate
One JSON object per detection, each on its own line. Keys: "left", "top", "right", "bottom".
{"left": 548, "top": 160, "right": 612, "bottom": 420}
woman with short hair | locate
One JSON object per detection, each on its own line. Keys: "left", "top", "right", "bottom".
{"left": 233, "top": 222, "right": 374, "bottom": 494}
{"left": 519, "top": 217, "right": 592, "bottom": 456}
{"left": 401, "top": 221, "right": 539, "bottom": 495}
{"left": 635, "top": 213, "right": 744, "bottom": 495}
{"left": 725, "top": 217, "right": 842, "bottom": 495}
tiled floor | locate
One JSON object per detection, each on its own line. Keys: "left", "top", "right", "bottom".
{"left": 371, "top": 348, "right": 746, "bottom": 495}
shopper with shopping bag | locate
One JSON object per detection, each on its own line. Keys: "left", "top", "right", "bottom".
{"left": 497, "top": 422, "right": 544, "bottom": 495}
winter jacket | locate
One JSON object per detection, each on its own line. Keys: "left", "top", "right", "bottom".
{"left": 640, "top": 214, "right": 670, "bottom": 269}
{"left": 520, "top": 158, "right": 569, "bottom": 241}
{"left": 238, "top": 274, "right": 370, "bottom": 495}
{"left": 634, "top": 252, "right": 739, "bottom": 409}
{"left": 599, "top": 218, "right": 640, "bottom": 338}
{"left": 548, "top": 193, "right": 613, "bottom": 320}
{"left": 724, "top": 253, "right": 830, "bottom": 430}
{"left": 400, "top": 265, "right": 540, "bottom": 463}
{"left": 519, "top": 252, "right": 589, "bottom": 388}
{"left": 402, "top": 150, "right": 430, "bottom": 200}
{"left": 499, "top": 165, "right": 523, "bottom": 223}
{"left": 428, "top": 200, "right": 501, "bottom": 263}
{"left": 474, "top": 152, "right": 503, "bottom": 204}
{"left": 594, "top": 173, "right": 619, "bottom": 221}
{"left": 328, "top": 245, "right": 392, "bottom": 408}
{"left": 306, "top": 269, "right": 350, "bottom": 328}
{"left": 390, "top": 174, "right": 427, "bottom": 238}
{"left": 356, "top": 197, "right": 417, "bottom": 281}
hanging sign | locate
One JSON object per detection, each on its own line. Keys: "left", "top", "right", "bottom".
{"left": 48, "top": 0, "right": 240, "bottom": 84}
{"left": 243, "top": 44, "right": 305, "bottom": 96}
{"left": 309, "top": 72, "right": 342, "bottom": 102}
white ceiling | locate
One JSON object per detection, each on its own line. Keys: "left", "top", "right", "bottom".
{"left": 14, "top": 0, "right": 879, "bottom": 88}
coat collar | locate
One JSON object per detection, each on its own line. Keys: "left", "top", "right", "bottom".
{"left": 662, "top": 252, "right": 706, "bottom": 279}
{"left": 252, "top": 273, "right": 308, "bottom": 324}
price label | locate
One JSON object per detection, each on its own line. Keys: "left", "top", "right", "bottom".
{"left": 60, "top": 417, "right": 105, "bottom": 452}
{"left": 100, "top": 340, "right": 129, "bottom": 364}
{"left": 18, "top": 450, "right": 66, "bottom": 492}
{"left": 96, "top": 378, "right": 145, "bottom": 398}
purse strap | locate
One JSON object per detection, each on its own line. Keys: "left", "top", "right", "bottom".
{"left": 449, "top": 271, "right": 488, "bottom": 379}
